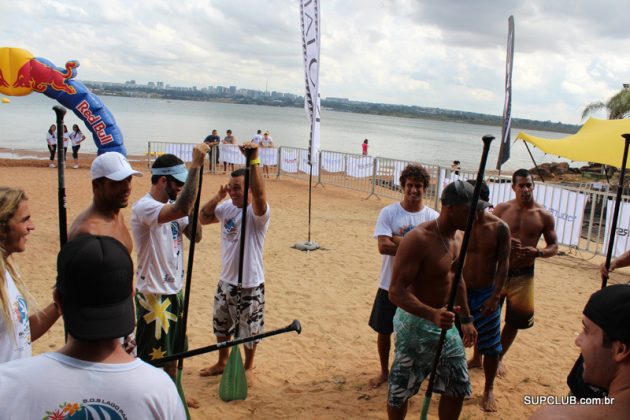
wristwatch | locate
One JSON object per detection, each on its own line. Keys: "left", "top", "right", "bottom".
{"left": 460, "top": 316, "right": 473, "bottom": 324}
{"left": 537, "top": 249, "right": 544, "bottom": 258}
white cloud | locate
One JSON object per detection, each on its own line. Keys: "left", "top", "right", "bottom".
{"left": 1, "top": 0, "right": 629, "bottom": 124}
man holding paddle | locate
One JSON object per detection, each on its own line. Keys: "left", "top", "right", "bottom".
{"left": 463, "top": 180, "right": 510, "bottom": 412}
{"left": 130, "top": 143, "right": 207, "bottom": 408}
{"left": 388, "top": 180, "right": 478, "bottom": 420}
{"left": 198, "top": 142, "right": 270, "bottom": 386}
{"left": 493, "top": 169, "right": 558, "bottom": 377}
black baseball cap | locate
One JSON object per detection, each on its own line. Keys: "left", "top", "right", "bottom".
{"left": 56, "top": 235, "right": 135, "bottom": 341}
{"left": 583, "top": 284, "right": 630, "bottom": 344}
{"left": 441, "top": 180, "right": 490, "bottom": 210}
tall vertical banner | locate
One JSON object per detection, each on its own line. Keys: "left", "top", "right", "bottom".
{"left": 300, "top": 0, "right": 321, "bottom": 166}
{"left": 496, "top": 15, "right": 515, "bottom": 170}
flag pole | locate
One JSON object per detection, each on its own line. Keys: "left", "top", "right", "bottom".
{"left": 295, "top": 0, "right": 322, "bottom": 252}
{"left": 496, "top": 16, "right": 515, "bottom": 174}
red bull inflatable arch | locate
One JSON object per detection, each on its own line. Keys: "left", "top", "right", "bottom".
{"left": 0, "top": 47, "right": 126, "bottom": 155}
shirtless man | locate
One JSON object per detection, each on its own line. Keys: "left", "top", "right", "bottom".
{"left": 463, "top": 180, "right": 510, "bottom": 412}
{"left": 69, "top": 151, "right": 142, "bottom": 252}
{"left": 388, "top": 180, "right": 477, "bottom": 420}
{"left": 531, "top": 284, "right": 630, "bottom": 419}
{"left": 493, "top": 169, "right": 558, "bottom": 376}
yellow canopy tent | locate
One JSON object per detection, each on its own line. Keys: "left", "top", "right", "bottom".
{"left": 516, "top": 117, "right": 630, "bottom": 168}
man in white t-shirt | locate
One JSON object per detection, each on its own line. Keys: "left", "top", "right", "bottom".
{"left": 0, "top": 235, "right": 186, "bottom": 419}
{"left": 130, "top": 143, "right": 207, "bottom": 408}
{"left": 251, "top": 129, "right": 263, "bottom": 144}
{"left": 197, "top": 143, "right": 270, "bottom": 384}
{"left": 368, "top": 164, "right": 439, "bottom": 388}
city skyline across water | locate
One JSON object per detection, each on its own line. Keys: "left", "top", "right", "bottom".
{"left": 0, "top": 94, "right": 577, "bottom": 172}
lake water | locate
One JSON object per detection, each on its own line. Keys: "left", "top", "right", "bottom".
{"left": 0, "top": 94, "right": 577, "bottom": 171}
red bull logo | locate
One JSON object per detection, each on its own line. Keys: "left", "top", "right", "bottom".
{"left": 13, "top": 59, "right": 78, "bottom": 94}
{"left": 0, "top": 69, "right": 9, "bottom": 88}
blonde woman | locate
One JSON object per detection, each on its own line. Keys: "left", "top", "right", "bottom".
{"left": 0, "top": 187, "right": 59, "bottom": 362}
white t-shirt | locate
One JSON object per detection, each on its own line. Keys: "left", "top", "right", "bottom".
{"left": 261, "top": 136, "right": 273, "bottom": 147}
{"left": 0, "top": 270, "right": 31, "bottom": 363}
{"left": 215, "top": 200, "right": 270, "bottom": 288}
{"left": 0, "top": 352, "right": 186, "bottom": 419}
{"left": 69, "top": 131, "right": 84, "bottom": 146}
{"left": 63, "top": 132, "right": 70, "bottom": 148}
{"left": 251, "top": 134, "right": 263, "bottom": 144}
{"left": 374, "top": 203, "right": 439, "bottom": 290}
{"left": 131, "top": 194, "right": 189, "bottom": 295}
{"left": 46, "top": 132, "right": 56, "bottom": 146}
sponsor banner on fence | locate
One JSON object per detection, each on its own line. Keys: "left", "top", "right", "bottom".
{"left": 219, "top": 144, "right": 246, "bottom": 165}
{"left": 603, "top": 199, "right": 630, "bottom": 258}
{"left": 299, "top": 149, "right": 319, "bottom": 176}
{"left": 487, "top": 183, "right": 586, "bottom": 246}
{"left": 321, "top": 151, "right": 345, "bottom": 173}
{"left": 281, "top": 149, "right": 298, "bottom": 173}
{"left": 259, "top": 147, "right": 278, "bottom": 166}
{"left": 165, "top": 143, "right": 194, "bottom": 162}
{"left": 346, "top": 156, "right": 373, "bottom": 178}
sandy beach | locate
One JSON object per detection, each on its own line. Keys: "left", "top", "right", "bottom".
{"left": 4, "top": 155, "right": 629, "bottom": 419}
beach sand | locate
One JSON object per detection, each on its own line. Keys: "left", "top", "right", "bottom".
{"left": 4, "top": 156, "right": 629, "bottom": 419}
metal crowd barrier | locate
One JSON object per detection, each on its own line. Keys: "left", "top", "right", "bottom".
{"left": 147, "top": 140, "right": 630, "bottom": 257}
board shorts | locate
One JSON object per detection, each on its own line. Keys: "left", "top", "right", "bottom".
{"left": 388, "top": 309, "right": 471, "bottom": 408}
{"left": 368, "top": 287, "right": 398, "bottom": 335}
{"left": 135, "top": 290, "right": 187, "bottom": 365}
{"left": 468, "top": 285, "right": 502, "bottom": 356}
{"left": 213, "top": 281, "right": 265, "bottom": 349}
{"left": 501, "top": 265, "right": 535, "bottom": 329}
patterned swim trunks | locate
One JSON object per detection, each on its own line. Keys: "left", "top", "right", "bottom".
{"left": 388, "top": 309, "right": 471, "bottom": 407}
{"left": 135, "top": 291, "right": 186, "bottom": 365}
{"left": 213, "top": 281, "right": 265, "bottom": 349}
{"left": 468, "top": 285, "right": 502, "bottom": 356}
{"left": 501, "top": 265, "right": 535, "bottom": 329}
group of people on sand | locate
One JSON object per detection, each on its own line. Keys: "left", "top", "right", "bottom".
{"left": 1, "top": 148, "right": 629, "bottom": 418}
{"left": 45, "top": 123, "right": 87, "bottom": 169}
{"left": 0, "top": 141, "right": 271, "bottom": 417}
{"left": 367, "top": 164, "right": 630, "bottom": 419}
{"left": 204, "top": 128, "right": 275, "bottom": 177}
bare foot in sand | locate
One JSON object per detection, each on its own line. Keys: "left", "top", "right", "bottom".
{"left": 199, "top": 363, "right": 226, "bottom": 377}
{"left": 187, "top": 397, "right": 200, "bottom": 409}
{"left": 482, "top": 389, "right": 497, "bottom": 412}
{"left": 369, "top": 372, "right": 388, "bottom": 388}
{"left": 246, "top": 368, "right": 255, "bottom": 387}
{"left": 467, "top": 354, "right": 482, "bottom": 369}
{"left": 497, "top": 360, "right": 507, "bottom": 378}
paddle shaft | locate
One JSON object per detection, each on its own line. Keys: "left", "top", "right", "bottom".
{"left": 601, "top": 134, "right": 630, "bottom": 289}
{"left": 235, "top": 149, "right": 254, "bottom": 337}
{"left": 152, "top": 320, "right": 301, "bottom": 365}
{"left": 177, "top": 168, "right": 203, "bottom": 371}
{"left": 421, "top": 135, "right": 494, "bottom": 419}
{"left": 53, "top": 106, "right": 68, "bottom": 246}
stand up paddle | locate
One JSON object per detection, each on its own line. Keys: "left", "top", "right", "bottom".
{"left": 172, "top": 165, "right": 204, "bottom": 419}
{"left": 566, "top": 133, "right": 630, "bottom": 398}
{"left": 420, "top": 135, "right": 494, "bottom": 420}
{"left": 53, "top": 105, "right": 68, "bottom": 246}
{"left": 152, "top": 320, "right": 302, "bottom": 364}
{"left": 219, "top": 147, "right": 254, "bottom": 402}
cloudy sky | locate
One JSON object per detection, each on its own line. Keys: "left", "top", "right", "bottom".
{"left": 2, "top": 0, "right": 629, "bottom": 124}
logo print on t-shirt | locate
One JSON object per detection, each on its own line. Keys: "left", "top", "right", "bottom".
{"left": 398, "top": 224, "right": 415, "bottom": 236}
{"left": 13, "top": 295, "right": 27, "bottom": 324}
{"left": 44, "top": 400, "right": 125, "bottom": 419}
{"left": 223, "top": 216, "right": 240, "bottom": 242}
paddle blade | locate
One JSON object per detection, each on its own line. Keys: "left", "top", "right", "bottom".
{"left": 219, "top": 345, "right": 248, "bottom": 401}
{"left": 176, "top": 367, "right": 191, "bottom": 419}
